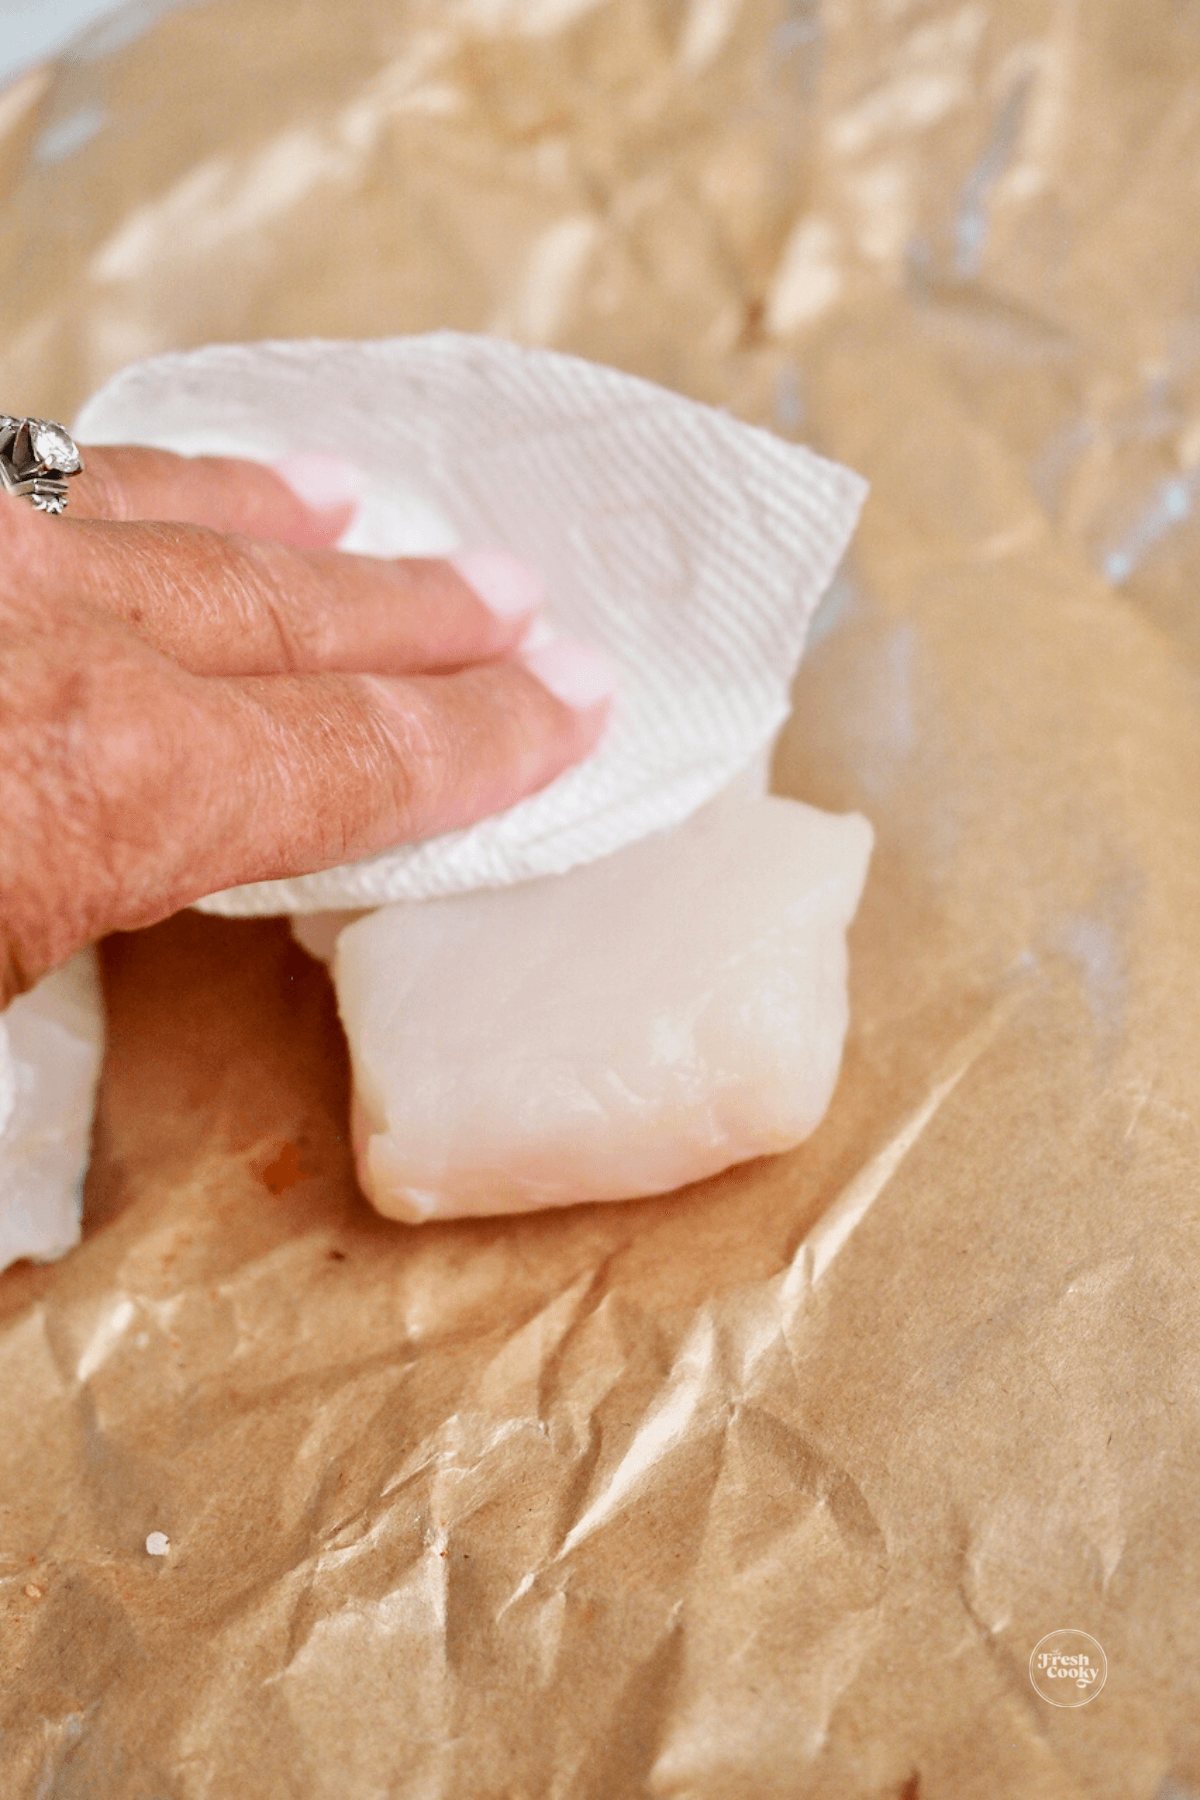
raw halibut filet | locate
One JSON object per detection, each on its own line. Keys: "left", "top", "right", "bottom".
{"left": 335, "top": 796, "right": 873, "bottom": 1222}
{"left": 0, "top": 950, "right": 106, "bottom": 1272}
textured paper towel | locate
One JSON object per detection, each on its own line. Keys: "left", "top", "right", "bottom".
{"left": 74, "top": 334, "right": 867, "bottom": 914}
{"left": 0, "top": 951, "right": 106, "bottom": 1274}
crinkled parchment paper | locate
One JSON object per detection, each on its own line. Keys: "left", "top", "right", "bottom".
{"left": 3, "top": 3, "right": 1200, "bottom": 1796}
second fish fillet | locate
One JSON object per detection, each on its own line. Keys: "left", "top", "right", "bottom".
{"left": 335, "top": 794, "right": 873, "bottom": 1222}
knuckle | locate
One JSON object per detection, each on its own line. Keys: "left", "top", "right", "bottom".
{"left": 39, "top": 650, "right": 184, "bottom": 877}
{"left": 365, "top": 678, "right": 456, "bottom": 834}
{"left": 0, "top": 595, "right": 227, "bottom": 978}
{"left": 236, "top": 537, "right": 341, "bottom": 671}
{"left": 0, "top": 643, "right": 153, "bottom": 983}
{"left": 84, "top": 662, "right": 195, "bottom": 823}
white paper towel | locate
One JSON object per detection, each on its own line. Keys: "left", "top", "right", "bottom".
{"left": 75, "top": 334, "right": 867, "bottom": 915}
{"left": 0, "top": 951, "right": 106, "bottom": 1274}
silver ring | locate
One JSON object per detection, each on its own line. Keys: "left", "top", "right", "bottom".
{"left": 0, "top": 415, "right": 84, "bottom": 514}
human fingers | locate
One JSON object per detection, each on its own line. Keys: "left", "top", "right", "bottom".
{"left": 0, "top": 635, "right": 613, "bottom": 999}
{"left": 192, "top": 643, "right": 615, "bottom": 892}
{"left": 69, "top": 443, "right": 360, "bottom": 546}
{"left": 17, "top": 503, "right": 546, "bottom": 676}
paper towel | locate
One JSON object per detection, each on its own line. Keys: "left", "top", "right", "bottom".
{"left": 0, "top": 951, "right": 106, "bottom": 1274}
{"left": 74, "top": 334, "right": 867, "bottom": 914}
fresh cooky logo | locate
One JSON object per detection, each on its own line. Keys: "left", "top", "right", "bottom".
{"left": 1029, "top": 1631, "right": 1107, "bottom": 1706}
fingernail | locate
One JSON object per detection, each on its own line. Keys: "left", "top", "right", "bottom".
{"left": 451, "top": 547, "right": 546, "bottom": 621}
{"left": 521, "top": 638, "right": 616, "bottom": 711}
{"left": 273, "top": 452, "right": 365, "bottom": 513}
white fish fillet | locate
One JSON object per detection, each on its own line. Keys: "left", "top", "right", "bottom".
{"left": 334, "top": 796, "right": 873, "bottom": 1223}
{"left": 0, "top": 951, "right": 106, "bottom": 1273}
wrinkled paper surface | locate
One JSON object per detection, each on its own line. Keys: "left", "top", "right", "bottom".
{"left": 3, "top": 2, "right": 1200, "bottom": 1795}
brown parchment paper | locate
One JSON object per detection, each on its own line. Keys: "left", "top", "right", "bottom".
{"left": 3, "top": 2, "right": 1200, "bottom": 1795}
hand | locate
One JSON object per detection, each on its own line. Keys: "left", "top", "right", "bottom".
{"left": 0, "top": 446, "right": 613, "bottom": 1007}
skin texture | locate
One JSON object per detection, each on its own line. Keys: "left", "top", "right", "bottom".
{"left": 0, "top": 447, "right": 609, "bottom": 1008}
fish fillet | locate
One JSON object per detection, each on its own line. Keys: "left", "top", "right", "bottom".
{"left": 0, "top": 951, "right": 106, "bottom": 1272}
{"left": 334, "top": 795, "right": 873, "bottom": 1223}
